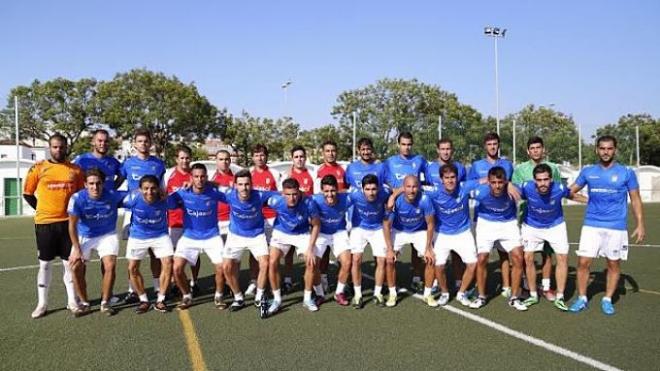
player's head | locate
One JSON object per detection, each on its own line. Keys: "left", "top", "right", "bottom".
{"left": 357, "top": 137, "right": 375, "bottom": 162}
{"left": 234, "top": 169, "right": 252, "bottom": 201}
{"left": 403, "top": 175, "right": 419, "bottom": 202}
{"left": 321, "top": 140, "right": 337, "bottom": 164}
{"left": 483, "top": 132, "right": 500, "bottom": 159}
{"left": 216, "top": 150, "right": 231, "bottom": 172}
{"left": 133, "top": 128, "right": 152, "bottom": 155}
{"left": 291, "top": 145, "right": 307, "bottom": 170}
{"left": 175, "top": 144, "right": 192, "bottom": 172}
{"left": 436, "top": 138, "right": 454, "bottom": 162}
{"left": 361, "top": 174, "right": 379, "bottom": 202}
{"left": 190, "top": 163, "right": 208, "bottom": 191}
{"left": 397, "top": 131, "right": 414, "bottom": 157}
{"left": 281, "top": 177, "right": 301, "bottom": 207}
{"left": 596, "top": 135, "right": 617, "bottom": 165}
{"left": 48, "top": 133, "right": 68, "bottom": 162}
{"left": 320, "top": 175, "right": 338, "bottom": 205}
{"left": 139, "top": 175, "right": 161, "bottom": 203}
{"left": 526, "top": 136, "right": 545, "bottom": 162}
{"left": 532, "top": 163, "right": 553, "bottom": 195}
{"left": 91, "top": 129, "right": 110, "bottom": 156}
{"left": 252, "top": 143, "right": 269, "bottom": 168}
{"left": 440, "top": 163, "right": 458, "bottom": 192}
{"left": 487, "top": 166, "right": 507, "bottom": 196}
{"left": 84, "top": 168, "right": 105, "bottom": 198}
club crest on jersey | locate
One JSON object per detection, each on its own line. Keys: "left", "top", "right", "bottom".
{"left": 415, "top": 209, "right": 421, "bottom": 214}
{"left": 550, "top": 200, "right": 556, "bottom": 205}
{"left": 611, "top": 175, "right": 618, "bottom": 182}
{"left": 266, "top": 178, "right": 270, "bottom": 184}
{"left": 412, "top": 163, "right": 416, "bottom": 168}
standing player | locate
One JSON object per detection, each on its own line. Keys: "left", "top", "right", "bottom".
{"left": 73, "top": 129, "right": 123, "bottom": 191}
{"left": 512, "top": 136, "right": 562, "bottom": 301}
{"left": 383, "top": 175, "right": 436, "bottom": 308}
{"left": 519, "top": 164, "right": 586, "bottom": 310}
{"left": 470, "top": 167, "right": 527, "bottom": 311}
{"left": 24, "top": 134, "right": 84, "bottom": 318}
{"left": 568, "top": 135, "right": 645, "bottom": 315}
{"left": 267, "top": 178, "right": 321, "bottom": 313}
{"left": 212, "top": 149, "right": 234, "bottom": 241}
{"left": 345, "top": 137, "right": 385, "bottom": 189}
{"left": 120, "top": 129, "right": 166, "bottom": 301}
{"left": 124, "top": 175, "right": 174, "bottom": 313}
{"left": 67, "top": 169, "right": 123, "bottom": 316}
{"left": 348, "top": 174, "right": 391, "bottom": 307}
{"left": 168, "top": 164, "right": 229, "bottom": 310}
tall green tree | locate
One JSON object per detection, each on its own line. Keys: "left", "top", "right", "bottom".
{"left": 297, "top": 124, "right": 346, "bottom": 164}
{"left": 594, "top": 114, "right": 660, "bottom": 166}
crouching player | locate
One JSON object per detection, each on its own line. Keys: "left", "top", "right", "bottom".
{"left": 123, "top": 175, "right": 174, "bottom": 313}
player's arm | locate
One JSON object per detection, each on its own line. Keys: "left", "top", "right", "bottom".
{"left": 386, "top": 187, "right": 403, "bottom": 211}
{"left": 167, "top": 192, "right": 182, "bottom": 210}
{"left": 23, "top": 194, "right": 37, "bottom": 209}
{"left": 568, "top": 192, "right": 587, "bottom": 203}
{"left": 629, "top": 189, "right": 645, "bottom": 243}
{"left": 22, "top": 164, "right": 39, "bottom": 209}
{"left": 424, "top": 214, "right": 435, "bottom": 265}
{"left": 506, "top": 182, "right": 522, "bottom": 202}
{"left": 306, "top": 217, "right": 321, "bottom": 267}
{"left": 68, "top": 214, "right": 83, "bottom": 263}
{"left": 113, "top": 175, "right": 126, "bottom": 190}
{"left": 383, "top": 214, "right": 396, "bottom": 263}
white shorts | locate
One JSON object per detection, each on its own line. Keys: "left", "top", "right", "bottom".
{"left": 174, "top": 235, "right": 224, "bottom": 265}
{"left": 223, "top": 232, "right": 269, "bottom": 260}
{"left": 270, "top": 229, "right": 313, "bottom": 257}
{"left": 315, "top": 230, "right": 351, "bottom": 258}
{"left": 521, "top": 222, "right": 569, "bottom": 255}
{"left": 392, "top": 229, "right": 428, "bottom": 258}
{"left": 433, "top": 229, "right": 478, "bottom": 265}
{"left": 126, "top": 234, "right": 174, "bottom": 260}
{"left": 121, "top": 210, "right": 132, "bottom": 240}
{"left": 79, "top": 233, "right": 119, "bottom": 260}
{"left": 577, "top": 226, "right": 629, "bottom": 261}
{"left": 476, "top": 218, "right": 522, "bottom": 254}
{"left": 350, "top": 227, "right": 387, "bottom": 258}
{"left": 169, "top": 227, "right": 184, "bottom": 247}
{"left": 217, "top": 220, "right": 230, "bottom": 236}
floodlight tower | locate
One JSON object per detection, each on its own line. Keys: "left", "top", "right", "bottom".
{"left": 484, "top": 26, "right": 506, "bottom": 137}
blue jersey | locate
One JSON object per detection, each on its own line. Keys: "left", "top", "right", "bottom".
{"left": 122, "top": 191, "right": 169, "bottom": 239}
{"left": 426, "top": 180, "right": 479, "bottom": 235}
{"left": 389, "top": 193, "right": 435, "bottom": 232}
{"left": 472, "top": 184, "right": 518, "bottom": 222}
{"left": 520, "top": 181, "right": 570, "bottom": 229}
{"left": 575, "top": 163, "right": 639, "bottom": 231}
{"left": 73, "top": 152, "right": 122, "bottom": 190}
{"left": 312, "top": 193, "right": 351, "bottom": 234}
{"left": 345, "top": 160, "right": 386, "bottom": 189}
{"left": 425, "top": 160, "right": 467, "bottom": 187}
{"left": 468, "top": 158, "right": 514, "bottom": 181}
{"left": 384, "top": 154, "right": 427, "bottom": 188}
{"left": 68, "top": 189, "right": 124, "bottom": 238}
{"left": 219, "top": 189, "right": 278, "bottom": 237}
{"left": 120, "top": 156, "right": 166, "bottom": 192}
{"left": 348, "top": 188, "right": 391, "bottom": 230}
{"left": 167, "top": 185, "right": 225, "bottom": 240}
{"left": 267, "top": 195, "right": 320, "bottom": 235}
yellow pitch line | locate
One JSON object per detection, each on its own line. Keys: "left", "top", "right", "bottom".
{"left": 178, "top": 310, "right": 208, "bottom": 371}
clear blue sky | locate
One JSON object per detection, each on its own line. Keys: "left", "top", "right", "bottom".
{"left": 2, "top": 0, "right": 659, "bottom": 137}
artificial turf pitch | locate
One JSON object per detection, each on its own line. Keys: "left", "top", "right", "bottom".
{"left": 1, "top": 204, "right": 659, "bottom": 370}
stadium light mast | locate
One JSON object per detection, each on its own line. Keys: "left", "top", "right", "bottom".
{"left": 281, "top": 79, "right": 292, "bottom": 116}
{"left": 484, "top": 26, "right": 506, "bottom": 138}
{"left": 635, "top": 125, "right": 640, "bottom": 167}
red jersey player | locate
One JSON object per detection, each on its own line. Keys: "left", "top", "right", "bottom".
{"left": 211, "top": 150, "right": 234, "bottom": 240}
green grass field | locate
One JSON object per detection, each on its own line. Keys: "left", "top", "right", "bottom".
{"left": 1, "top": 205, "right": 659, "bottom": 371}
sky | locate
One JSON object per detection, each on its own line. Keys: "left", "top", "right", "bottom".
{"left": 1, "top": 0, "right": 659, "bottom": 137}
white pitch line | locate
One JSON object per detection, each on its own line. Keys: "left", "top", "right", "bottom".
{"left": 360, "top": 272, "right": 622, "bottom": 371}
{"left": 0, "top": 257, "right": 127, "bottom": 272}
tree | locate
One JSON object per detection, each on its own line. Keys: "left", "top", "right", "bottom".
{"left": 594, "top": 114, "right": 660, "bottom": 166}
{"left": 297, "top": 124, "right": 346, "bottom": 164}
{"left": 97, "top": 69, "right": 220, "bottom": 157}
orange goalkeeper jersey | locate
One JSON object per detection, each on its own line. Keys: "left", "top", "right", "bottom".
{"left": 23, "top": 160, "right": 84, "bottom": 224}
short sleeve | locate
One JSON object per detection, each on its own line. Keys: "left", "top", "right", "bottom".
{"left": 120, "top": 161, "right": 128, "bottom": 179}
{"left": 259, "top": 190, "right": 279, "bottom": 204}
{"left": 67, "top": 194, "right": 80, "bottom": 216}
{"left": 167, "top": 192, "right": 182, "bottom": 209}
{"left": 626, "top": 168, "right": 639, "bottom": 191}
{"left": 421, "top": 196, "right": 434, "bottom": 217}
{"left": 267, "top": 195, "right": 281, "bottom": 209}
{"left": 306, "top": 199, "right": 320, "bottom": 219}
{"left": 575, "top": 168, "right": 587, "bottom": 187}
{"left": 23, "top": 164, "right": 40, "bottom": 195}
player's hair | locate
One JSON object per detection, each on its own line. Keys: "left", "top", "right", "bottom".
{"left": 139, "top": 174, "right": 160, "bottom": 188}
{"left": 361, "top": 174, "right": 379, "bottom": 188}
{"left": 290, "top": 145, "right": 306, "bottom": 156}
{"left": 191, "top": 163, "right": 207, "bottom": 173}
{"left": 527, "top": 136, "right": 544, "bottom": 148}
{"left": 533, "top": 163, "right": 552, "bottom": 178}
{"left": 596, "top": 135, "right": 617, "bottom": 148}
{"left": 487, "top": 166, "right": 506, "bottom": 180}
{"left": 84, "top": 168, "right": 106, "bottom": 182}
{"left": 252, "top": 143, "right": 269, "bottom": 156}
{"left": 91, "top": 129, "right": 109, "bottom": 138}
{"left": 321, "top": 140, "right": 337, "bottom": 150}
{"left": 320, "top": 175, "right": 338, "bottom": 189}
{"left": 175, "top": 144, "right": 192, "bottom": 157}
{"left": 133, "top": 128, "right": 152, "bottom": 141}
{"left": 216, "top": 149, "right": 231, "bottom": 158}
{"left": 483, "top": 132, "right": 500, "bottom": 144}
{"left": 48, "top": 133, "right": 67, "bottom": 145}
{"left": 440, "top": 163, "right": 458, "bottom": 177}
{"left": 436, "top": 138, "right": 453, "bottom": 148}
{"left": 397, "top": 131, "right": 413, "bottom": 143}
{"left": 357, "top": 137, "right": 373, "bottom": 149}
{"left": 282, "top": 177, "right": 300, "bottom": 190}
{"left": 234, "top": 169, "right": 252, "bottom": 182}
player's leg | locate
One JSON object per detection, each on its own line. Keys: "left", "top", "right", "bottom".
{"left": 283, "top": 247, "right": 295, "bottom": 293}
{"left": 33, "top": 224, "right": 56, "bottom": 318}
{"left": 570, "top": 226, "right": 599, "bottom": 312}
{"left": 57, "top": 222, "right": 78, "bottom": 311}
{"left": 602, "top": 258, "right": 620, "bottom": 315}
{"left": 302, "top": 248, "right": 321, "bottom": 312}
{"left": 127, "top": 258, "right": 149, "bottom": 313}
{"left": 410, "top": 250, "right": 423, "bottom": 293}
{"left": 432, "top": 235, "right": 450, "bottom": 306}
{"left": 497, "top": 248, "right": 511, "bottom": 298}
{"left": 320, "top": 248, "right": 331, "bottom": 291}
{"left": 246, "top": 255, "right": 259, "bottom": 296}
{"left": 100, "top": 254, "right": 117, "bottom": 315}
{"left": 523, "top": 250, "right": 538, "bottom": 305}
{"left": 70, "top": 256, "right": 88, "bottom": 305}
{"left": 507, "top": 246, "right": 527, "bottom": 311}
{"left": 450, "top": 251, "right": 466, "bottom": 292}
{"left": 148, "top": 248, "right": 162, "bottom": 295}
{"left": 172, "top": 256, "right": 192, "bottom": 309}
{"left": 540, "top": 243, "right": 555, "bottom": 300}
{"left": 554, "top": 253, "right": 568, "bottom": 310}
{"left": 334, "top": 250, "right": 352, "bottom": 306}
{"left": 349, "top": 228, "right": 366, "bottom": 307}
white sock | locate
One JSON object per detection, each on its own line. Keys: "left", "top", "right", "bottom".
{"left": 389, "top": 287, "right": 397, "bottom": 296}
{"left": 157, "top": 294, "right": 166, "bottom": 302}
{"left": 183, "top": 293, "right": 192, "bottom": 300}
{"left": 579, "top": 295, "right": 588, "bottom": 302}
{"left": 530, "top": 291, "right": 538, "bottom": 298}
{"left": 256, "top": 288, "right": 264, "bottom": 302}
{"left": 354, "top": 286, "right": 362, "bottom": 297}
{"left": 556, "top": 292, "right": 564, "bottom": 300}
{"left": 273, "top": 289, "right": 282, "bottom": 302}
{"left": 374, "top": 285, "right": 382, "bottom": 296}
{"left": 128, "top": 281, "right": 135, "bottom": 294}
{"left": 152, "top": 277, "right": 160, "bottom": 292}
{"left": 412, "top": 276, "right": 421, "bottom": 283}
{"left": 432, "top": 279, "right": 438, "bottom": 287}
{"left": 101, "top": 300, "right": 108, "bottom": 306}
{"left": 602, "top": 296, "right": 612, "bottom": 302}
{"left": 541, "top": 278, "right": 551, "bottom": 291}
{"left": 37, "top": 260, "right": 53, "bottom": 307}
{"left": 304, "top": 290, "right": 312, "bottom": 302}
{"left": 215, "top": 291, "right": 223, "bottom": 299}
{"left": 61, "top": 260, "right": 76, "bottom": 306}
{"left": 234, "top": 292, "right": 244, "bottom": 301}
{"left": 457, "top": 291, "right": 465, "bottom": 298}
{"left": 190, "top": 279, "right": 196, "bottom": 287}
{"left": 139, "top": 293, "right": 149, "bottom": 302}
{"left": 335, "top": 282, "right": 346, "bottom": 295}
{"left": 313, "top": 284, "right": 324, "bottom": 296}
{"left": 441, "top": 292, "right": 449, "bottom": 298}
{"left": 423, "top": 287, "right": 432, "bottom": 297}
